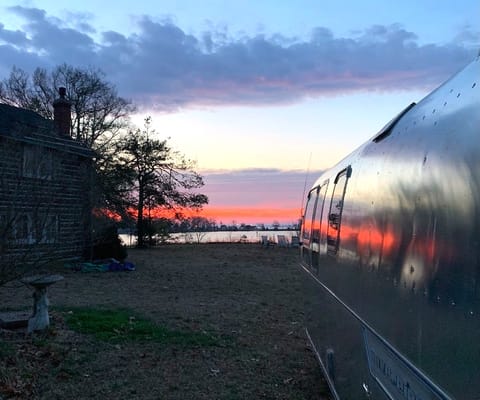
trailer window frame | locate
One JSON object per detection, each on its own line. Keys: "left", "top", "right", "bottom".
{"left": 327, "top": 166, "right": 352, "bottom": 256}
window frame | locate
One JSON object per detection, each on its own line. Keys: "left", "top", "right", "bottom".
{"left": 326, "top": 166, "right": 352, "bottom": 256}
{"left": 14, "top": 214, "right": 35, "bottom": 244}
{"left": 22, "top": 145, "right": 54, "bottom": 180}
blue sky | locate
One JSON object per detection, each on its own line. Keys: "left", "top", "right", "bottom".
{"left": 1, "top": 0, "right": 478, "bottom": 223}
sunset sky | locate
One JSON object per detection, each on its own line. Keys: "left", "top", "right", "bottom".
{"left": 1, "top": 1, "right": 478, "bottom": 225}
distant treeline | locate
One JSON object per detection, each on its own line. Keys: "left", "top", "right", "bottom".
{"left": 118, "top": 216, "right": 300, "bottom": 236}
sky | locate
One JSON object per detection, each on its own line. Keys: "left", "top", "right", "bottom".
{"left": 0, "top": 0, "right": 478, "bottom": 225}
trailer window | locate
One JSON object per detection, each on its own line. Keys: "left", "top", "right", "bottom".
{"left": 301, "top": 187, "right": 319, "bottom": 266}
{"left": 312, "top": 181, "right": 329, "bottom": 270}
{"left": 302, "top": 188, "right": 318, "bottom": 243}
{"left": 327, "top": 166, "right": 351, "bottom": 256}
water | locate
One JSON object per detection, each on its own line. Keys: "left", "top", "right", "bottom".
{"left": 119, "top": 230, "right": 299, "bottom": 246}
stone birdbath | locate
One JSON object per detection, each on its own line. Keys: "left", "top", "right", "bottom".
{"left": 21, "top": 274, "right": 64, "bottom": 333}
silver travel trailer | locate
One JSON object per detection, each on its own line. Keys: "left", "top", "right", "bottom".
{"left": 300, "top": 54, "right": 479, "bottom": 400}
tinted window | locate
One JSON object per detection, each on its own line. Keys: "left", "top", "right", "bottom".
{"left": 302, "top": 188, "right": 318, "bottom": 243}
{"left": 301, "top": 187, "right": 318, "bottom": 266}
{"left": 312, "top": 182, "right": 328, "bottom": 270}
{"left": 327, "top": 167, "right": 351, "bottom": 256}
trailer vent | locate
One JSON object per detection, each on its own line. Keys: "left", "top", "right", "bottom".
{"left": 372, "top": 102, "right": 416, "bottom": 143}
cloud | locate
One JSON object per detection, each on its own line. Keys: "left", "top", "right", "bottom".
{"left": 0, "top": 6, "right": 478, "bottom": 111}
{"left": 0, "top": 22, "right": 28, "bottom": 46}
{"left": 196, "top": 168, "right": 324, "bottom": 224}
{"left": 201, "top": 168, "right": 323, "bottom": 207}
{"left": 4, "top": 6, "right": 98, "bottom": 68}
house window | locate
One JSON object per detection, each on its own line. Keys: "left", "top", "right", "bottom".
{"left": 13, "top": 213, "right": 58, "bottom": 244}
{"left": 0, "top": 214, "right": 15, "bottom": 244}
{"left": 15, "top": 214, "right": 34, "bottom": 244}
{"left": 23, "top": 145, "right": 54, "bottom": 179}
{"left": 0, "top": 214, "right": 6, "bottom": 243}
{"left": 23, "top": 146, "right": 36, "bottom": 177}
{"left": 41, "top": 215, "right": 58, "bottom": 243}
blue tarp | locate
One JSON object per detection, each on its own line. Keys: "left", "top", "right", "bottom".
{"left": 65, "top": 259, "right": 135, "bottom": 273}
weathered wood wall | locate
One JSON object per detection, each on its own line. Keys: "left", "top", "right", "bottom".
{"left": 0, "top": 135, "right": 92, "bottom": 271}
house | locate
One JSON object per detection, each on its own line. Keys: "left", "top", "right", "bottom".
{"left": 0, "top": 88, "right": 94, "bottom": 275}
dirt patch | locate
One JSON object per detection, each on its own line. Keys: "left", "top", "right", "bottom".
{"left": 0, "top": 243, "right": 331, "bottom": 399}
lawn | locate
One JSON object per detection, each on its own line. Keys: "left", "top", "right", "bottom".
{"left": 0, "top": 243, "right": 331, "bottom": 399}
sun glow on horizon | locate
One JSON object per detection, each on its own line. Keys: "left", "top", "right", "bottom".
{"left": 108, "top": 204, "right": 301, "bottom": 226}
{"left": 197, "top": 205, "right": 302, "bottom": 225}
{"left": 150, "top": 206, "right": 302, "bottom": 225}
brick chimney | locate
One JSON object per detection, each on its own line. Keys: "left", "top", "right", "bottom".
{"left": 53, "top": 87, "right": 71, "bottom": 136}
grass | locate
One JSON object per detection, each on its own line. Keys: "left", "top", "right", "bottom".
{"left": 63, "top": 307, "right": 221, "bottom": 347}
{"left": 0, "top": 341, "right": 14, "bottom": 358}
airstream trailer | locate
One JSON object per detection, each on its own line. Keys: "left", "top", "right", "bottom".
{"left": 300, "top": 54, "right": 479, "bottom": 400}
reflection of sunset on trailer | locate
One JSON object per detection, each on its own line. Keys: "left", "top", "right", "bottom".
{"left": 300, "top": 55, "right": 479, "bottom": 400}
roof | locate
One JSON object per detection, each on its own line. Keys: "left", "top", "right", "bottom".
{"left": 0, "top": 103, "right": 94, "bottom": 158}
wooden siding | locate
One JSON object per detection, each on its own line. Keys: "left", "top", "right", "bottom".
{"left": 0, "top": 135, "right": 92, "bottom": 265}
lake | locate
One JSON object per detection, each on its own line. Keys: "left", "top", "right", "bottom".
{"left": 119, "top": 230, "right": 300, "bottom": 246}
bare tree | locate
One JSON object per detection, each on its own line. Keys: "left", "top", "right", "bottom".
{"left": 189, "top": 216, "right": 211, "bottom": 243}
{"left": 0, "top": 64, "right": 135, "bottom": 150}
{"left": 0, "top": 64, "right": 136, "bottom": 249}
{"left": 110, "top": 117, "right": 208, "bottom": 247}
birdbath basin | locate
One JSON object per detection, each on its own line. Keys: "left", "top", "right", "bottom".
{"left": 21, "top": 274, "right": 64, "bottom": 333}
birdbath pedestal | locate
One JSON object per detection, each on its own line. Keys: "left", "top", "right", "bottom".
{"left": 21, "top": 274, "right": 64, "bottom": 333}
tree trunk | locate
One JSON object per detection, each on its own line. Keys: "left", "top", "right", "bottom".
{"left": 137, "top": 185, "right": 145, "bottom": 248}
